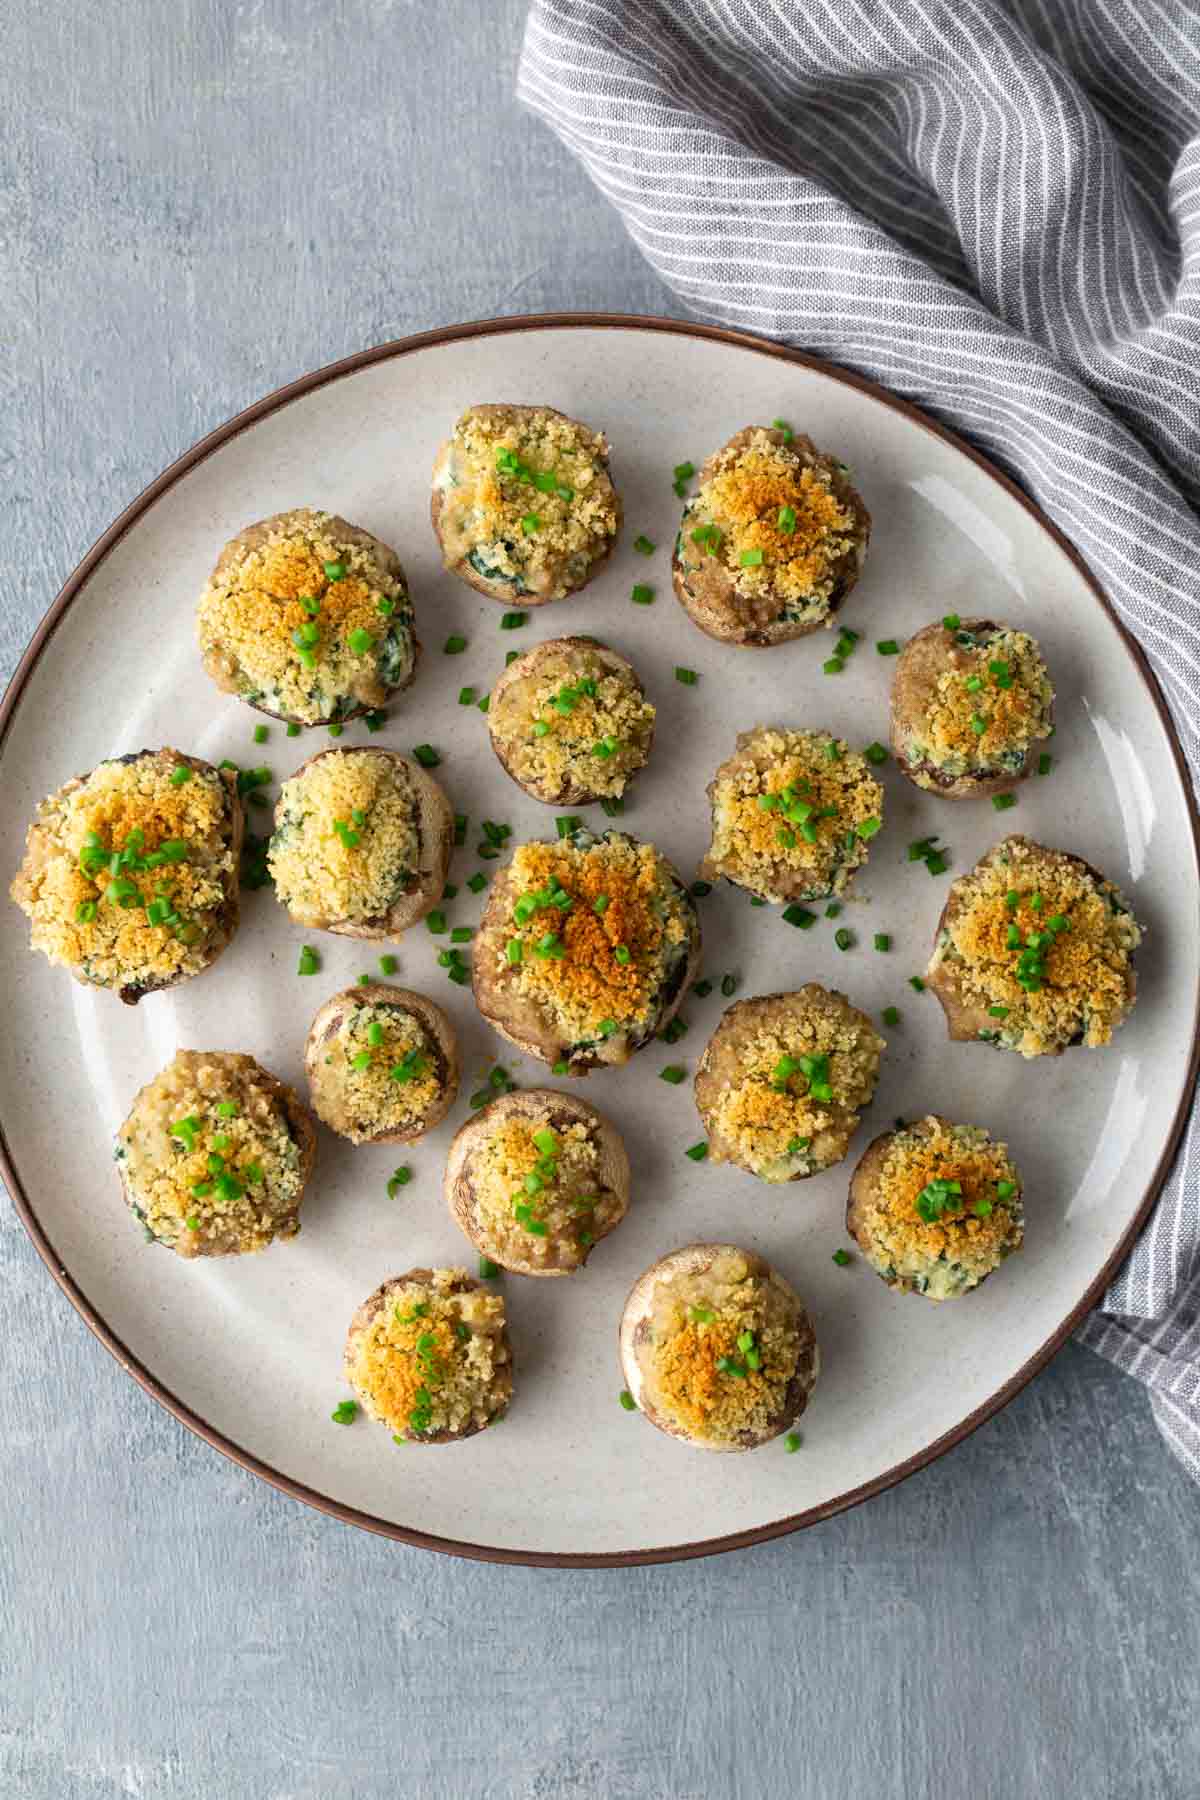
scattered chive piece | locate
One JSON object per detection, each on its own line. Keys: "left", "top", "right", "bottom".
{"left": 252, "top": 724, "right": 269, "bottom": 745}
{"left": 997, "top": 1180, "right": 1017, "bottom": 1199}
{"left": 500, "top": 612, "right": 527, "bottom": 631}
{"left": 782, "top": 905, "right": 816, "bottom": 929}
{"left": 633, "top": 535, "right": 655, "bottom": 555}
{"left": 1038, "top": 753, "right": 1053, "bottom": 776}
{"left": 988, "top": 1005, "right": 1009, "bottom": 1018}
{"left": 675, "top": 667, "right": 698, "bottom": 686}
{"left": 771, "top": 418, "right": 793, "bottom": 441}
{"left": 443, "top": 634, "right": 467, "bottom": 655}
{"left": 454, "top": 814, "right": 468, "bottom": 846}
{"left": 379, "top": 954, "right": 398, "bottom": 975}
{"left": 823, "top": 657, "right": 844, "bottom": 675}
{"left": 297, "top": 946, "right": 319, "bottom": 976}
{"left": 825, "top": 902, "right": 841, "bottom": 918}
{"left": 965, "top": 675, "right": 983, "bottom": 692}
{"left": 684, "top": 1141, "right": 708, "bottom": 1162}
{"left": 690, "top": 881, "right": 711, "bottom": 897}
{"left": 386, "top": 1167, "right": 413, "bottom": 1198}
{"left": 971, "top": 714, "right": 988, "bottom": 736}
{"left": 467, "top": 873, "right": 486, "bottom": 894}
{"left": 552, "top": 1060, "right": 569, "bottom": 1075}
{"left": 348, "top": 628, "right": 374, "bottom": 655}
{"left": 864, "top": 742, "right": 888, "bottom": 765}
{"left": 327, "top": 723, "right": 344, "bottom": 738}
{"left": 834, "top": 927, "right": 854, "bottom": 951}
{"left": 784, "top": 1432, "right": 801, "bottom": 1453}
{"left": 739, "top": 548, "right": 764, "bottom": 567}
{"left": 876, "top": 638, "right": 900, "bottom": 656}
{"left": 661, "top": 1017, "right": 687, "bottom": 1044}
{"left": 992, "top": 793, "right": 1017, "bottom": 811}
{"left": 412, "top": 744, "right": 440, "bottom": 767}
{"left": 721, "top": 973, "right": 738, "bottom": 996}
{"left": 556, "top": 815, "right": 583, "bottom": 838}
{"left": 447, "top": 964, "right": 469, "bottom": 986}
{"left": 425, "top": 911, "right": 447, "bottom": 935}
{"left": 674, "top": 461, "right": 695, "bottom": 481}
{"left": 874, "top": 933, "right": 890, "bottom": 952}
{"left": 925, "top": 852, "right": 949, "bottom": 876}
{"left": 324, "top": 560, "right": 346, "bottom": 581}
{"left": 778, "top": 505, "right": 796, "bottom": 532}
{"left": 619, "top": 1390, "right": 637, "bottom": 1412}
{"left": 592, "top": 894, "right": 610, "bottom": 915}
{"left": 357, "top": 973, "right": 371, "bottom": 985}
{"left": 286, "top": 722, "right": 301, "bottom": 737}
{"left": 365, "top": 710, "right": 386, "bottom": 732}
{"left": 478, "top": 1255, "right": 500, "bottom": 1278}
{"left": 521, "top": 513, "right": 540, "bottom": 535}
{"left": 331, "top": 1400, "right": 358, "bottom": 1425}
{"left": 614, "top": 945, "right": 631, "bottom": 965}
{"left": 909, "top": 975, "right": 926, "bottom": 992}
{"left": 693, "top": 979, "right": 713, "bottom": 997}
{"left": 600, "top": 798, "right": 624, "bottom": 817}
{"left": 660, "top": 1065, "right": 687, "bottom": 1085}
{"left": 882, "top": 1005, "right": 900, "bottom": 1026}
{"left": 631, "top": 583, "right": 655, "bottom": 605}
{"left": 832, "top": 1248, "right": 852, "bottom": 1267}
{"left": 169, "top": 765, "right": 192, "bottom": 787}
{"left": 942, "top": 612, "right": 961, "bottom": 629}
{"left": 506, "top": 938, "right": 522, "bottom": 965}
{"left": 458, "top": 686, "right": 476, "bottom": 706}
{"left": 856, "top": 817, "right": 882, "bottom": 840}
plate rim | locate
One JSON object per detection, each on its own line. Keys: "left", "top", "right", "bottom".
{"left": 2, "top": 308, "right": 1196, "bottom": 1567}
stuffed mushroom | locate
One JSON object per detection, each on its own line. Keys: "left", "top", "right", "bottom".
{"left": 305, "top": 984, "right": 459, "bottom": 1145}
{"left": 695, "top": 987, "right": 885, "bottom": 1182}
{"left": 619, "top": 1244, "right": 819, "bottom": 1452}
{"left": 10, "top": 748, "right": 242, "bottom": 1005}
{"left": 926, "top": 835, "right": 1141, "bottom": 1058}
{"left": 890, "top": 619, "right": 1054, "bottom": 797}
{"left": 114, "top": 1049, "right": 317, "bottom": 1257}
{"left": 673, "top": 425, "right": 869, "bottom": 647}
{"left": 268, "top": 747, "right": 453, "bottom": 938}
{"left": 486, "top": 636, "right": 655, "bottom": 805}
{"left": 445, "top": 1089, "right": 630, "bottom": 1277}
{"left": 472, "top": 826, "right": 701, "bottom": 1073}
{"left": 699, "top": 727, "right": 884, "bottom": 903}
{"left": 344, "top": 1267, "right": 512, "bottom": 1443}
{"left": 847, "top": 1115, "right": 1024, "bottom": 1300}
{"left": 431, "top": 404, "right": 621, "bottom": 605}
{"left": 196, "top": 508, "right": 417, "bottom": 727}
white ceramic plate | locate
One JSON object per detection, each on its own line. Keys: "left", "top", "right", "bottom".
{"left": 2, "top": 316, "right": 1196, "bottom": 1565}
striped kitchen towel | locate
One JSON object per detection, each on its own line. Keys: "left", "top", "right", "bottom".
{"left": 518, "top": 0, "right": 1200, "bottom": 1477}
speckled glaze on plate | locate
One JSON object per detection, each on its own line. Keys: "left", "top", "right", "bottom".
{"left": 1, "top": 315, "right": 1196, "bottom": 1565}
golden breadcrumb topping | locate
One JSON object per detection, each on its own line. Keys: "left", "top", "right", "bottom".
{"left": 346, "top": 1270, "right": 510, "bottom": 1438}
{"left": 700, "top": 990, "right": 884, "bottom": 1180}
{"left": 899, "top": 627, "right": 1053, "bottom": 773}
{"left": 856, "top": 1117, "right": 1024, "bottom": 1300}
{"left": 680, "top": 429, "right": 862, "bottom": 616}
{"left": 488, "top": 643, "right": 655, "bottom": 800}
{"left": 308, "top": 1000, "right": 443, "bottom": 1143}
{"left": 197, "top": 510, "right": 412, "bottom": 724}
{"left": 640, "top": 1251, "right": 806, "bottom": 1446}
{"left": 269, "top": 750, "right": 420, "bottom": 927}
{"left": 467, "top": 1110, "right": 622, "bottom": 1270}
{"left": 115, "top": 1051, "right": 307, "bottom": 1257}
{"left": 487, "top": 834, "right": 693, "bottom": 1049}
{"left": 11, "top": 752, "right": 237, "bottom": 993}
{"left": 703, "top": 728, "right": 883, "bottom": 901}
{"left": 435, "top": 406, "right": 620, "bottom": 600}
{"left": 928, "top": 836, "right": 1141, "bottom": 1056}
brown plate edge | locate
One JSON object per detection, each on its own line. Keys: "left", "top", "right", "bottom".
{"left": 1, "top": 309, "right": 1196, "bottom": 1568}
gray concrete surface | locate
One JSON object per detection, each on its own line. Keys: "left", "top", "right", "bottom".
{"left": 2, "top": 3, "right": 1198, "bottom": 1796}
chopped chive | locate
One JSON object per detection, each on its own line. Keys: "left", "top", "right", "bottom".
{"left": 478, "top": 1255, "right": 500, "bottom": 1278}
{"left": 506, "top": 938, "right": 522, "bottom": 965}
{"left": 856, "top": 817, "right": 882, "bottom": 840}
{"left": 521, "top": 513, "right": 540, "bottom": 535}
{"left": 447, "top": 964, "right": 469, "bottom": 985}
{"left": 365, "top": 710, "right": 386, "bottom": 732}
{"left": 720, "top": 973, "right": 738, "bottom": 996}
{"left": 443, "top": 634, "right": 467, "bottom": 655}
{"left": 674, "top": 667, "right": 698, "bottom": 686}
{"left": 673, "top": 461, "right": 695, "bottom": 482}
{"left": 690, "top": 881, "right": 711, "bottom": 897}
{"left": 924, "top": 852, "right": 949, "bottom": 876}
{"left": 942, "top": 612, "right": 960, "bottom": 629}
{"left": 379, "top": 954, "right": 398, "bottom": 975}
{"left": 874, "top": 933, "right": 890, "bottom": 952}
{"left": 882, "top": 1005, "right": 900, "bottom": 1026}
{"left": 823, "top": 657, "right": 844, "bottom": 674}
{"left": 782, "top": 905, "right": 816, "bottom": 930}
{"left": 909, "top": 975, "right": 926, "bottom": 992}
{"left": 614, "top": 945, "right": 631, "bottom": 965}
{"left": 660, "top": 1065, "right": 687, "bottom": 1085}
{"left": 834, "top": 927, "right": 854, "bottom": 951}
{"left": 661, "top": 1016, "right": 687, "bottom": 1044}
{"left": 832, "top": 1248, "right": 852, "bottom": 1267}
{"left": 825, "top": 902, "right": 841, "bottom": 918}
{"left": 600, "top": 797, "right": 624, "bottom": 817}
{"left": 997, "top": 1180, "right": 1016, "bottom": 1199}
{"left": 633, "top": 535, "right": 655, "bottom": 555}
{"left": 876, "top": 639, "right": 900, "bottom": 656}
{"left": 693, "top": 979, "right": 713, "bottom": 997}
{"left": 425, "top": 911, "right": 447, "bottom": 935}
{"left": 324, "top": 560, "right": 346, "bottom": 581}
{"left": 169, "top": 765, "right": 192, "bottom": 786}
{"left": 556, "top": 815, "right": 583, "bottom": 838}
{"left": 348, "top": 628, "right": 374, "bottom": 655}
{"left": 992, "top": 793, "right": 1017, "bottom": 811}
{"left": 771, "top": 418, "right": 793, "bottom": 441}
{"left": 864, "top": 743, "right": 888, "bottom": 765}
{"left": 1038, "top": 753, "right": 1053, "bottom": 776}
{"left": 500, "top": 612, "right": 527, "bottom": 631}
{"left": 297, "top": 946, "right": 319, "bottom": 976}
{"left": 684, "top": 1141, "right": 708, "bottom": 1162}
{"left": 285, "top": 722, "right": 301, "bottom": 737}
{"left": 552, "top": 1060, "right": 569, "bottom": 1075}
{"left": 778, "top": 505, "right": 796, "bottom": 533}
{"left": 988, "top": 1005, "right": 1009, "bottom": 1018}
{"left": 739, "top": 548, "right": 764, "bottom": 567}
{"left": 785, "top": 1432, "right": 802, "bottom": 1453}
{"left": 357, "top": 973, "right": 371, "bottom": 985}
{"left": 386, "top": 1168, "right": 413, "bottom": 1198}
{"left": 466, "top": 873, "right": 487, "bottom": 895}
{"left": 631, "top": 583, "right": 655, "bottom": 605}
{"left": 458, "top": 686, "right": 476, "bottom": 706}
{"left": 971, "top": 714, "right": 988, "bottom": 735}
{"left": 411, "top": 744, "right": 440, "bottom": 767}
{"left": 619, "top": 1390, "right": 637, "bottom": 1412}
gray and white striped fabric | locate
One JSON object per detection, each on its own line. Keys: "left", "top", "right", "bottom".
{"left": 519, "top": 0, "right": 1200, "bottom": 1476}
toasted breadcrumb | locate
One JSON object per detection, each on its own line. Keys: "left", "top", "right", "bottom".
{"left": 11, "top": 751, "right": 237, "bottom": 994}
{"left": 703, "top": 727, "right": 883, "bottom": 902}
{"left": 855, "top": 1116, "right": 1024, "bottom": 1299}
{"left": 345, "top": 1270, "right": 510, "bottom": 1438}
{"left": 269, "top": 750, "right": 420, "bottom": 927}
{"left": 115, "top": 1050, "right": 308, "bottom": 1256}
{"left": 928, "top": 836, "right": 1140, "bottom": 1056}
{"left": 197, "top": 509, "right": 413, "bottom": 724}
{"left": 434, "top": 406, "right": 620, "bottom": 601}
